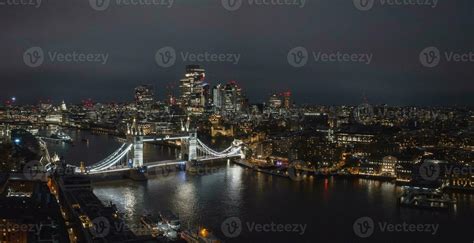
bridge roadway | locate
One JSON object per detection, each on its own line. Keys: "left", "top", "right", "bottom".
{"left": 84, "top": 155, "right": 242, "bottom": 175}
{"left": 86, "top": 159, "right": 185, "bottom": 175}
{"left": 196, "top": 155, "right": 242, "bottom": 161}
{"left": 142, "top": 134, "right": 191, "bottom": 142}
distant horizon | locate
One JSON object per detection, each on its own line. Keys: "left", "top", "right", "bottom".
{"left": 2, "top": 94, "right": 473, "bottom": 108}
{"left": 1, "top": 0, "right": 473, "bottom": 107}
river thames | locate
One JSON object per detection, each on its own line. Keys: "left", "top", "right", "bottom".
{"left": 47, "top": 129, "right": 473, "bottom": 242}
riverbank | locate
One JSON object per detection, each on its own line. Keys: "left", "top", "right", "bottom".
{"left": 234, "top": 159, "right": 289, "bottom": 178}
{"left": 233, "top": 159, "right": 474, "bottom": 195}
{"left": 234, "top": 159, "right": 397, "bottom": 182}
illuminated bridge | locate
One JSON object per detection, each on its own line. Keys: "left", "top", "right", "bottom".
{"left": 67, "top": 133, "right": 244, "bottom": 175}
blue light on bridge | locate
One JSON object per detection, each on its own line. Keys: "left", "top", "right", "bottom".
{"left": 14, "top": 138, "right": 21, "bottom": 145}
{"left": 139, "top": 166, "right": 148, "bottom": 173}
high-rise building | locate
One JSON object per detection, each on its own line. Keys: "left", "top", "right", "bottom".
{"left": 134, "top": 85, "right": 154, "bottom": 109}
{"left": 212, "top": 84, "right": 223, "bottom": 111}
{"left": 179, "top": 65, "right": 206, "bottom": 113}
{"left": 269, "top": 93, "right": 282, "bottom": 109}
{"left": 268, "top": 91, "right": 291, "bottom": 110}
{"left": 212, "top": 81, "right": 245, "bottom": 114}
{"left": 223, "top": 81, "right": 242, "bottom": 113}
{"left": 282, "top": 91, "right": 292, "bottom": 109}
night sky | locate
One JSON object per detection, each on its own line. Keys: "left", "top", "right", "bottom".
{"left": 0, "top": 0, "right": 473, "bottom": 106}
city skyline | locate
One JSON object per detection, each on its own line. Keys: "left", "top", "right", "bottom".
{"left": 2, "top": 65, "right": 474, "bottom": 107}
{"left": 4, "top": 77, "right": 473, "bottom": 108}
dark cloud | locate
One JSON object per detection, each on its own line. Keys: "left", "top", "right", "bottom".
{"left": 0, "top": 0, "right": 473, "bottom": 105}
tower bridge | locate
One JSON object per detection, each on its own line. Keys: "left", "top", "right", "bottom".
{"left": 66, "top": 132, "right": 245, "bottom": 176}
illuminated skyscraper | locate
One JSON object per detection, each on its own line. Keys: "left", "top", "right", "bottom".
{"left": 212, "top": 81, "right": 245, "bottom": 114}
{"left": 282, "top": 91, "right": 292, "bottom": 109}
{"left": 223, "top": 81, "right": 242, "bottom": 113}
{"left": 268, "top": 91, "right": 291, "bottom": 110}
{"left": 212, "top": 84, "right": 223, "bottom": 111}
{"left": 179, "top": 65, "right": 206, "bottom": 113}
{"left": 134, "top": 85, "right": 154, "bottom": 109}
{"left": 269, "top": 93, "right": 282, "bottom": 109}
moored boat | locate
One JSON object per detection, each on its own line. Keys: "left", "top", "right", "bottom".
{"left": 140, "top": 213, "right": 161, "bottom": 232}
{"left": 160, "top": 210, "right": 181, "bottom": 231}
{"left": 398, "top": 186, "right": 455, "bottom": 210}
{"left": 50, "top": 130, "right": 73, "bottom": 142}
{"left": 181, "top": 227, "right": 221, "bottom": 243}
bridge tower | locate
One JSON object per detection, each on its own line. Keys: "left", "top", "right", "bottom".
{"left": 188, "top": 132, "right": 197, "bottom": 161}
{"left": 179, "top": 132, "right": 197, "bottom": 161}
{"left": 132, "top": 136, "right": 144, "bottom": 168}
{"left": 127, "top": 117, "right": 144, "bottom": 168}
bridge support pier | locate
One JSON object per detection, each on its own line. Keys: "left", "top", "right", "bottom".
{"left": 127, "top": 168, "right": 148, "bottom": 181}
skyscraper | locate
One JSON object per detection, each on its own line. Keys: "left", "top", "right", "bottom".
{"left": 212, "top": 81, "right": 245, "bottom": 115}
{"left": 282, "top": 91, "right": 292, "bottom": 109}
{"left": 268, "top": 91, "right": 291, "bottom": 110}
{"left": 269, "top": 93, "right": 282, "bottom": 109}
{"left": 212, "top": 84, "right": 223, "bottom": 111}
{"left": 179, "top": 65, "right": 206, "bottom": 113}
{"left": 134, "top": 85, "right": 154, "bottom": 109}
